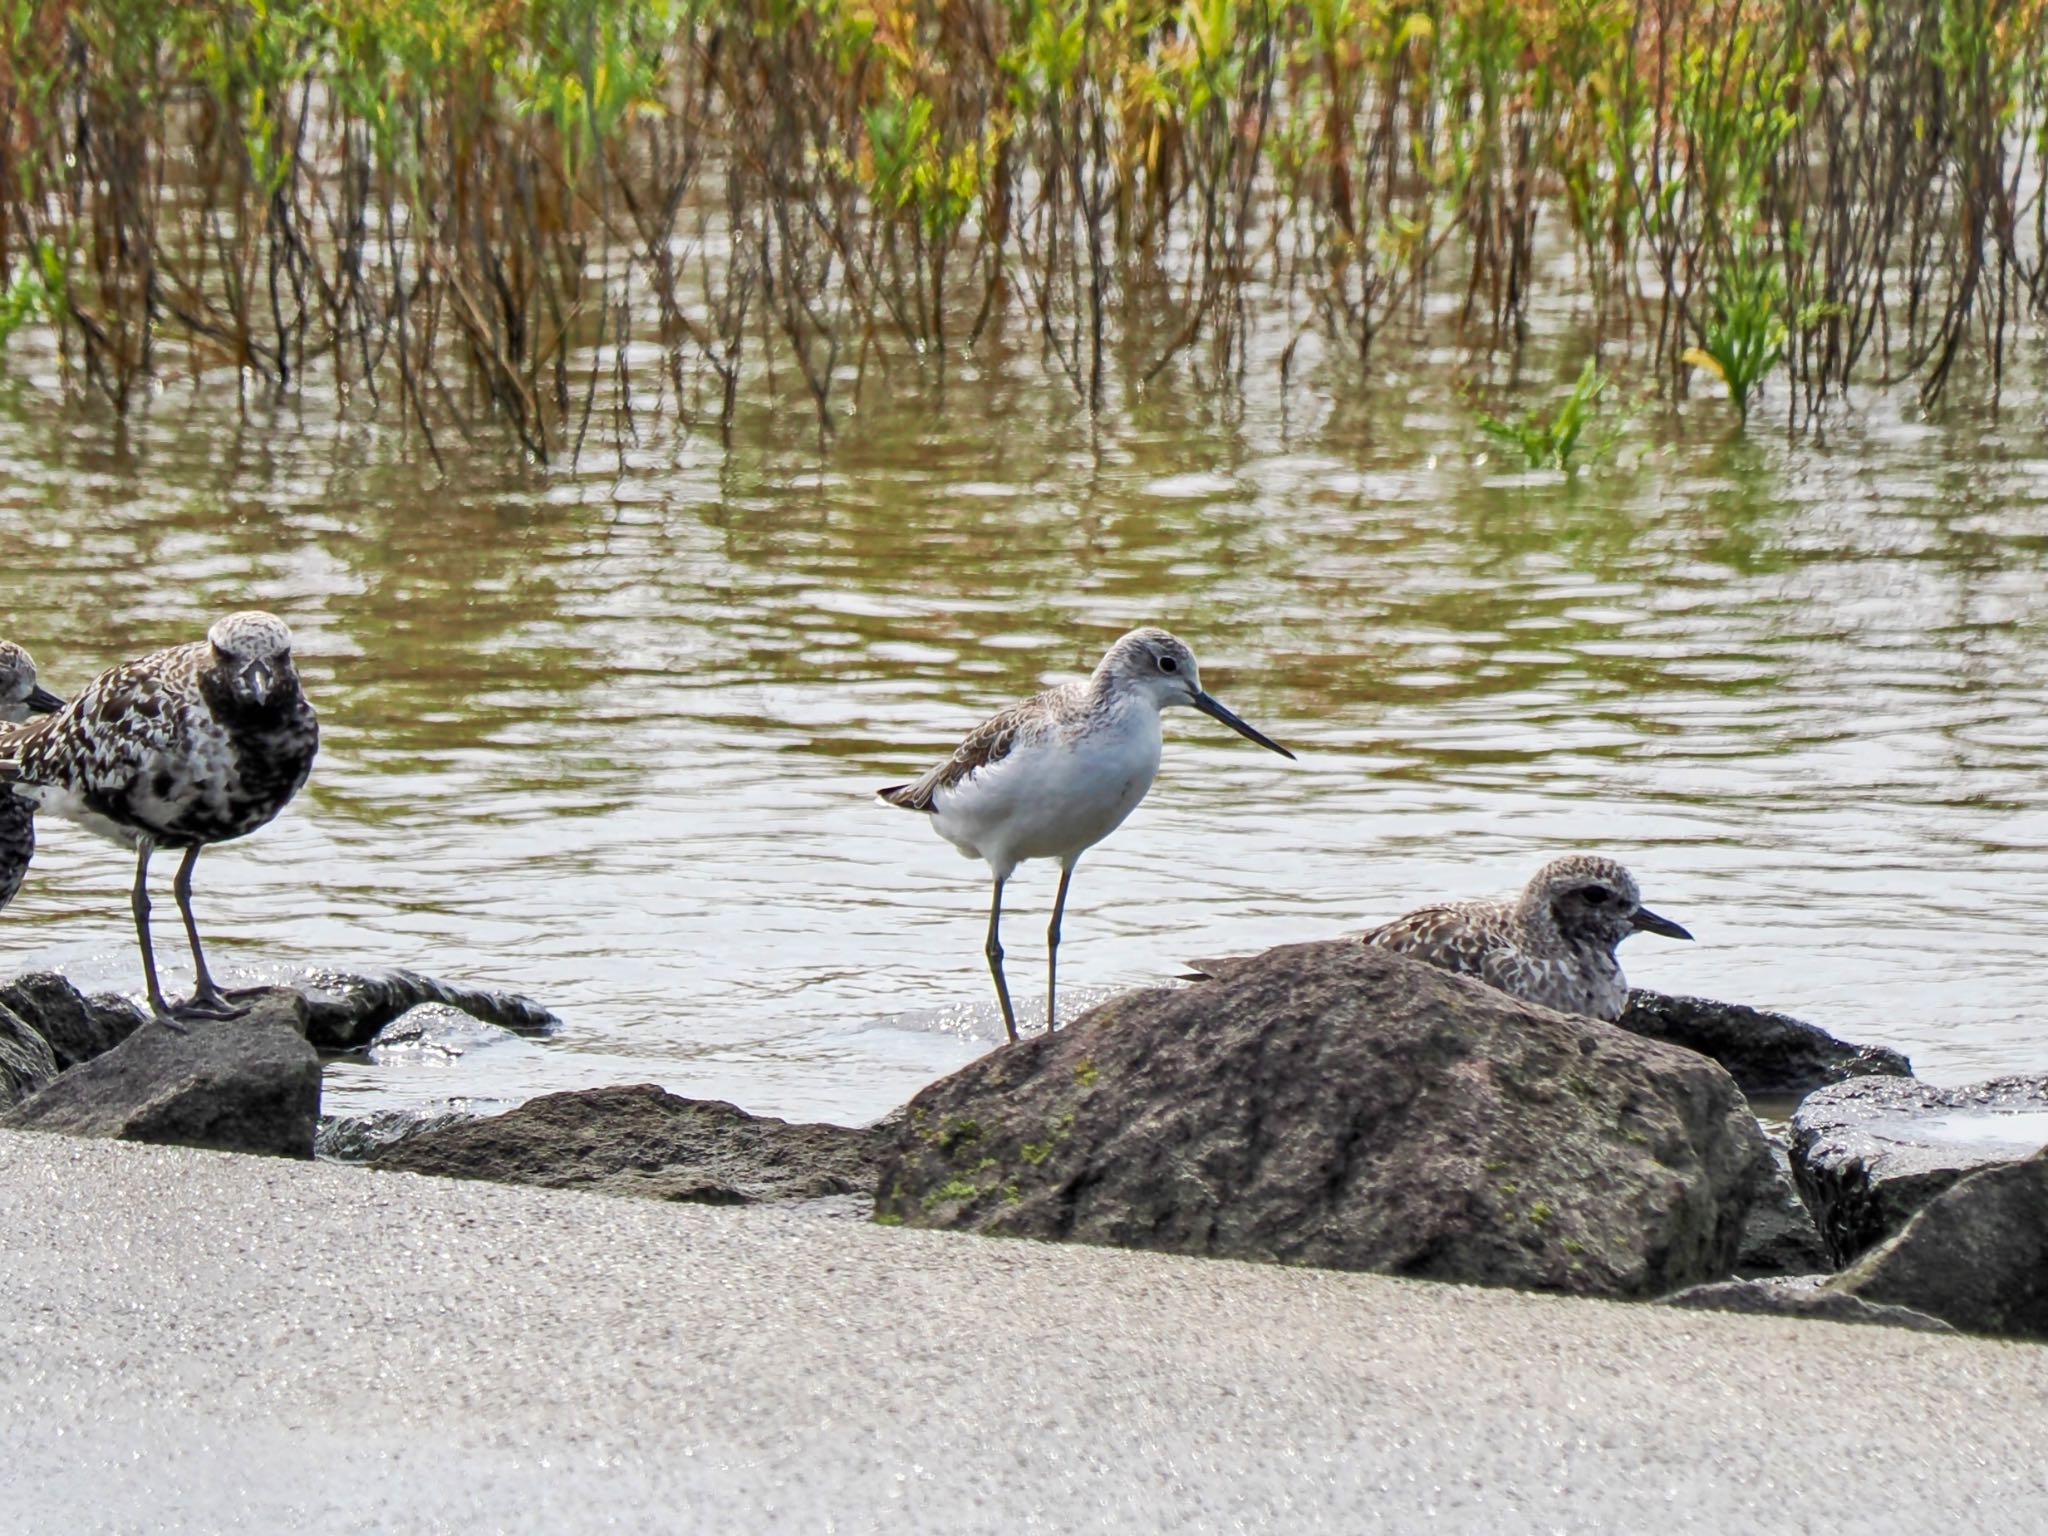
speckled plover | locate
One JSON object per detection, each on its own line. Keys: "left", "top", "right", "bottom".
{"left": 0, "top": 613, "right": 319, "bottom": 1025}
{"left": 1357, "top": 854, "right": 1691, "bottom": 1021}
{"left": 879, "top": 628, "right": 1294, "bottom": 1042}
{"left": 0, "top": 642, "right": 65, "bottom": 913}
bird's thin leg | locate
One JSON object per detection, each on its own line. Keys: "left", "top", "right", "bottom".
{"left": 985, "top": 874, "right": 1019, "bottom": 1044}
{"left": 172, "top": 846, "right": 246, "bottom": 1021}
{"left": 131, "top": 846, "right": 186, "bottom": 1034}
{"left": 1046, "top": 858, "right": 1078, "bottom": 1033}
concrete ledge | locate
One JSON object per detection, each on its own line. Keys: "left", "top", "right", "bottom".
{"left": 2, "top": 1130, "right": 2043, "bottom": 1533}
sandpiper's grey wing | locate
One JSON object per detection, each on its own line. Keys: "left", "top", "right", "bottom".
{"left": 877, "top": 699, "right": 1032, "bottom": 813}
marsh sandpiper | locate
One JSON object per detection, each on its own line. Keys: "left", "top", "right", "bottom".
{"left": 879, "top": 627, "right": 1294, "bottom": 1042}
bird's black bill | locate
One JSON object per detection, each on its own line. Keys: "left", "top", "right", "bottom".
{"left": 1190, "top": 690, "right": 1296, "bottom": 759}
{"left": 26, "top": 686, "right": 63, "bottom": 714}
{"left": 1632, "top": 907, "right": 1693, "bottom": 941}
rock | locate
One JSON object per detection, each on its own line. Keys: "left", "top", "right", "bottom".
{"left": 1617, "top": 991, "right": 1911, "bottom": 1097}
{"left": 371, "top": 1083, "right": 877, "bottom": 1205}
{"left": 1662, "top": 1275, "right": 1953, "bottom": 1333}
{"left": 1790, "top": 1075, "right": 2048, "bottom": 1265}
{"left": 363, "top": 1006, "right": 521, "bottom": 1064}
{"left": 0, "top": 965, "right": 553, "bottom": 1063}
{"left": 0, "top": 1001, "right": 59, "bottom": 1106}
{"left": 1834, "top": 1147, "right": 2048, "bottom": 1341}
{"left": 0, "top": 972, "right": 148, "bottom": 1069}
{"left": 316, "top": 1106, "right": 477, "bottom": 1162}
{"left": 874, "top": 942, "right": 1773, "bottom": 1299}
{"left": 292, "top": 967, "right": 559, "bottom": 1052}
{"left": 1738, "top": 1130, "right": 1831, "bottom": 1278}
{"left": 0, "top": 989, "right": 320, "bottom": 1158}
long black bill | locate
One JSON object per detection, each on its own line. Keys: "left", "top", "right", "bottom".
{"left": 26, "top": 686, "right": 63, "bottom": 714}
{"left": 1190, "top": 690, "right": 1296, "bottom": 760}
{"left": 1631, "top": 906, "right": 1693, "bottom": 941}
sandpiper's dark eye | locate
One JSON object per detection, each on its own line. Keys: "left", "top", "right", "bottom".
{"left": 1581, "top": 887, "right": 1610, "bottom": 905}
{"left": 1158, "top": 655, "right": 1179, "bottom": 674}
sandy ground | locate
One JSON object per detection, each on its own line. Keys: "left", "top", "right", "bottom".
{"left": 2, "top": 1128, "right": 2044, "bottom": 1534}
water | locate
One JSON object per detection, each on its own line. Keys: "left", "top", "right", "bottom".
{"left": 1892, "top": 1109, "right": 2048, "bottom": 1156}
{"left": 2, "top": 338, "right": 2046, "bottom": 1130}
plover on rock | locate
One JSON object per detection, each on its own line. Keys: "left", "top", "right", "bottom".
{"left": 0, "top": 613, "right": 319, "bottom": 1025}
{"left": 880, "top": 628, "right": 1294, "bottom": 1043}
{"left": 0, "top": 642, "right": 65, "bottom": 912}
{"left": 1356, "top": 854, "right": 1692, "bottom": 1021}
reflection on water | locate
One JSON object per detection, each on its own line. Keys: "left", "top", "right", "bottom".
{"left": 1, "top": 339, "right": 2045, "bottom": 1127}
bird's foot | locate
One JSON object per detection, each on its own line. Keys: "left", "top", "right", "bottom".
{"left": 172, "top": 990, "right": 249, "bottom": 1023}
{"left": 149, "top": 1007, "right": 192, "bottom": 1036}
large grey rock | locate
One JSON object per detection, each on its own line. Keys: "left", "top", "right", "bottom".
{"left": 0, "top": 989, "right": 320, "bottom": 1158}
{"left": 875, "top": 942, "right": 1773, "bottom": 1299}
{"left": 1617, "top": 991, "right": 1911, "bottom": 1097}
{"left": 1835, "top": 1146, "right": 2048, "bottom": 1341}
{"left": 372, "top": 1083, "right": 877, "bottom": 1205}
{"left": 292, "top": 968, "right": 559, "bottom": 1052}
{"left": 0, "top": 1001, "right": 59, "bottom": 1106}
{"left": 1662, "top": 1275, "right": 1952, "bottom": 1333}
{"left": 0, "top": 972, "right": 148, "bottom": 1068}
{"left": 1790, "top": 1075, "right": 2048, "bottom": 1264}
{"left": 1737, "top": 1131, "right": 1830, "bottom": 1278}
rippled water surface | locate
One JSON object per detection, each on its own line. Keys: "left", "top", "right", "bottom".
{"left": 2, "top": 338, "right": 2045, "bottom": 1127}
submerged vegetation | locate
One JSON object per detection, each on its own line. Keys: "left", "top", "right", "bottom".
{"left": 3, "top": 0, "right": 2047, "bottom": 458}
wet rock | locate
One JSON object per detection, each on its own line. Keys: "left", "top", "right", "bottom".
{"left": 1835, "top": 1147, "right": 2048, "bottom": 1341}
{"left": 1790, "top": 1075, "right": 2048, "bottom": 1265}
{"left": 875, "top": 942, "right": 1773, "bottom": 1299}
{"left": 0, "top": 989, "right": 320, "bottom": 1158}
{"left": 1662, "top": 1275, "right": 1953, "bottom": 1333}
{"left": 0, "top": 1001, "right": 59, "bottom": 1106}
{"left": 1617, "top": 991, "right": 1911, "bottom": 1097}
{"left": 316, "top": 1105, "right": 477, "bottom": 1162}
{"left": 292, "top": 968, "right": 559, "bottom": 1052}
{"left": 371, "top": 1083, "right": 877, "bottom": 1205}
{"left": 362, "top": 1006, "right": 520, "bottom": 1064}
{"left": 0, "top": 972, "right": 148, "bottom": 1069}
{"left": 1738, "top": 1130, "right": 1831, "bottom": 1278}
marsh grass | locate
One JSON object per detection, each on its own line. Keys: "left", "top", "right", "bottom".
{"left": 1475, "top": 358, "right": 1611, "bottom": 470}
{"left": 4, "top": 0, "right": 2046, "bottom": 459}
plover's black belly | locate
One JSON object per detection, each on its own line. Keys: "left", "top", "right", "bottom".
{"left": 148, "top": 718, "right": 319, "bottom": 848}
{"left": 0, "top": 794, "right": 32, "bottom": 910}
{"left": 41, "top": 691, "right": 318, "bottom": 852}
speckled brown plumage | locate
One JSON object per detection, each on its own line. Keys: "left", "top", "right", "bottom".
{"left": 0, "top": 613, "right": 318, "bottom": 1022}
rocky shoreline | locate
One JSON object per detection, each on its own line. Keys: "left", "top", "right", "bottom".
{"left": 1, "top": 950, "right": 2041, "bottom": 1342}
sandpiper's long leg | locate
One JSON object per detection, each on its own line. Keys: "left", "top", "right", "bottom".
{"left": 130, "top": 846, "right": 186, "bottom": 1033}
{"left": 172, "top": 845, "right": 246, "bottom": 1021}
{"left": 984, "top": 875, "right": 1019, "bottom": 1044}
{"left": 1046, "top": 858, "right": 1078, "bottom": 1033}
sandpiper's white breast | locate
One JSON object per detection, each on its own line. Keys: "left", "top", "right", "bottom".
{"left": 929, "top": 690, "right": 1163, "bottom": 877}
